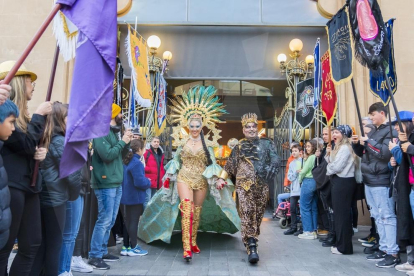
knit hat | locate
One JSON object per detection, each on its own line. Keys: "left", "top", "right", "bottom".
{"left": 336, "top": 125, "right": 352, "bottom": 138}
{"left": 111, "top": 103, "right": 121, "bottom": 119}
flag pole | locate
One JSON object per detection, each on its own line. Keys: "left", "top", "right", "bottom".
{"left": 2, "top": 4, "right": 61, "bottom": 84}
{"left": 350, "top": 78, "right": 364, "bottom": 136}
{"left": 30, "top": 45, "right": 60, "bottom": 187}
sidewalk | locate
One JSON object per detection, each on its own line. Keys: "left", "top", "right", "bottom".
{"left": 9, "top": 211, "right": 408, "bottom": 276}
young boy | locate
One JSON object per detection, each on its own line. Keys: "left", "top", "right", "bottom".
{"left": 0, "top": 99, "right": 19, "bottom": 249}
{"left": 284, "top": 144, "right": 303, "bottom": 235}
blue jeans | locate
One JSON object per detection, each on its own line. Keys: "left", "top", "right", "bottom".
{"left": 277, "top": 193, "right": 290, "bottom": 205}
{"left": 144, "top": 188, "right": 151, "bottom": 209}
{"left": 365, "top": 185, "right": 399, "bottom": 254}
{"left": 300, "top": 178, "right": 318, "bottom": 232}
{"left": 410, "top": 188, "right": 414, "bottom": 219}
{"left": 59, "top": 196, "right": 84, "bottom": 274}
{"left": 89, "top": 186, "right": 122, "bottom": 258}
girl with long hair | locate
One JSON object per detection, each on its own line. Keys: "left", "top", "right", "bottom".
{"left": 120, "top": 139, "right": 150, "bottom": 257}
{"left": 0, "top": 61, "right": 52, "bottom": 276}
{"left": 298, "top": 140, "right": 318, "bottom": 240}
{"left": 30, "top": 102, "right": 81, "bottom": 276}
{"left": 325, "top": 125, "right": 360, "bottom": 255}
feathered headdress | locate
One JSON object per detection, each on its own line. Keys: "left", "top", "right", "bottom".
{"left": 169, "top": 86, "right": 227, "bottom": 147}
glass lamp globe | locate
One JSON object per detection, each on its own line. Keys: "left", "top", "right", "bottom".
{"left": 277, "top": 53, "right": 287, "bottom": 63}
{"left": 147, "top": 35, "right": 161, "bottom": 49}
{"left": 289, "top": 38, "right": 303, "bottom": 52}
{"left": 305, "top": 55, "right": 315, "bottom": 65}
{"left": 163, "top": 51, "right": 173, "bottom": 61}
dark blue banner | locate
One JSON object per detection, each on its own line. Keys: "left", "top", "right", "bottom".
{"left": 369, "top": 19, "right": 396, "bottom": 105}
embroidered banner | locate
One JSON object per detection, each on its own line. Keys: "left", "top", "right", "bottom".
{"left": 155, "top": 74, "right": 167, "bottom": 136}
{"left": 313, "top": 38, "right": 321, "bottom": 109}
{"left": 326, "top": 7, "right": 354, "bottom": 85}
{"left": 295, "top": 78, "right": 315, "bottom": 129}
{"left": 125, "top": 25, "right": 152, "bottom": 107}
{"left": 348, "top": 0, "right": 390, "bottom": 76}
{"left": 369, "top": 19, "right": 396, "bottom": 105}
{"left": 321, "top": 51, "right": 338, "bottom": 126}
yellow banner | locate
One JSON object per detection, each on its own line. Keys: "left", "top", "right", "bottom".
{"left": 126, "top": 25, "right": 152, "bottom": 105}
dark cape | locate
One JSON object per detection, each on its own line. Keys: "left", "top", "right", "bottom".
{"left": 395, "top": 133, "right": 414, "bottom": 247}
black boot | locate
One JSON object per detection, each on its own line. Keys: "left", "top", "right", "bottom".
{"left": 322, "top": 236, "right": 335, "bottom": 247}
{"left": 247, "top": 238, "right": 259, "bottom": 264}
{"left": 284, "top": 228, "right": 297, "bottom": 235}
{"left": 293, "top": 228, "right": 303, "bottom": 236}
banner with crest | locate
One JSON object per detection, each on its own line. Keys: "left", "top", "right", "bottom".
{"left": 321, "top": 51, "right": 338, "bottom": 126}
{"left": 326, "top": 7, "right": 354, "bottom": 85}
{"left": 295, "top": 78, "right": 315, "bottom": 129}
{"left": 155, "top": 75, "right": 167, "bottom": 136}
{"left": 125, "top": 25, "right": 152, "bottom": 107}
{"left": 369, "top": 19, "right": 397, "bottom": 105}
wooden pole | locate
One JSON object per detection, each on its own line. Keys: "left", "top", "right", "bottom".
{"left": 30, "top": 45, "right": 60, "bottom": 187}
{"left": 350, "top": 78, "right": 364, "bottom": 136}
{"left": 2, "top": 4, "right": 61, "bottom": 84}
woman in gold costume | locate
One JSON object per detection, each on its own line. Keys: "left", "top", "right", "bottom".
{"left": 138, "top": 86, "right": 240, "bottom": 262}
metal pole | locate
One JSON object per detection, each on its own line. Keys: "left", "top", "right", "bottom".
{"left": 350, "top": 78, "right": 364, "bottom": 136}
{"left": 31, "top": 44, "right": 60, "bottom": 187}
{"left": 3, "top": 4, "right": 61, "bottom": 84}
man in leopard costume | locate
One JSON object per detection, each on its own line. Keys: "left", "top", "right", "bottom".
{"left": 216, "top": 113, "right": 280, "bottom": 264}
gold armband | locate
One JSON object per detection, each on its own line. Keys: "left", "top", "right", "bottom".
{"left": 219, "top": 170, "right": 229, "bottom": 180}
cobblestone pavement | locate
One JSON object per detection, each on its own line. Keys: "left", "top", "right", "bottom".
{"left": 9, "top": 211, "right": 408, "bottom": 276}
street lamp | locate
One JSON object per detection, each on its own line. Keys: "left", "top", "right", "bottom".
{"left": 276, "top": 38, "right": 314, "bottom": 144}
{"left": 147, "top": 35, "right": 172, "bottom": 74}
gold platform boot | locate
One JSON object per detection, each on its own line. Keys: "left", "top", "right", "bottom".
{"left": 191, "top": 205, "right": 202, "bottom": 253}
{"left": 179, "top": 198, "right": 193, "bottom": 261}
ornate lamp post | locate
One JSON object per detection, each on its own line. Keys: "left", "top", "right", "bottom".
{"left": 144, "top": 35, "right": 173, "bottom": 146}
{"left": 277, "top": 38, "right": 314, "bottom": 144}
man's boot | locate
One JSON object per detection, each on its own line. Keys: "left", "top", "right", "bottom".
{"left": 322, "top": 211, "right": 336, "bottom": 247}
{"left": 247, "top": 238, "right": 259, "bottom": 264}
{"left": 179, "top": 199, "right": 193, "bottom": 261}
{"left": 284, "top": 227, "right": 297, "bottom": 235}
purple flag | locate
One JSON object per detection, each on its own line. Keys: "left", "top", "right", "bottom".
{"left": 57, "top": 0, "right": 117, "bottom": 178}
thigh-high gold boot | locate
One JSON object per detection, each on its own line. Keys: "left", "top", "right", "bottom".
{"left": 191, "top": 205, "right": 202, "bottom": 253}
{"left": 179, "top": 198, "right": 193, "bottom": 261}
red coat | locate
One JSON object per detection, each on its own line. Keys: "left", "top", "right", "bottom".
{"left": 144, "top": 148, "right": 165, "bottom": 189}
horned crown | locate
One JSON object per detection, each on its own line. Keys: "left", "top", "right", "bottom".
{"left": 241, "top": 113, "right": 258, "bottom": 127}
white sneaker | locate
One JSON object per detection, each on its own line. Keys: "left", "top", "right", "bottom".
{"left": 298, "top": 231, "right": 317, "bottom": 240}
{"left": 71, "top": 256, "right": 94, "bottom": 273}
{"left": 395, "top": 262, "right": 414, "bottom": 272}
{"left": 407, "top": 269, "right": 414, "bottom": 276}
{"left": 58, "top": 272, "right": 69, "bottom": 276}
{"left": 353, "top": 227, "right": 358, "bottom": 233}
{"left": 331, "top": 247, "right": 343, "bottom": 255}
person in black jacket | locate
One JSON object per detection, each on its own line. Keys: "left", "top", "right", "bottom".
{"left": 0, "top": 99, "right": 19, "bottom": 250}
{"left": 30, "top": 102, "right": 81, "bottom": 276}
{"left": 352, "top": 102, "right": 400, "bottom": 268}
{"left": 0, "top": 63, "right": 51, "bottom": 276}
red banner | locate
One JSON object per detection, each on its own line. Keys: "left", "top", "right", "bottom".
{"left": 321, "top": 51, "right": 337, "bottom": 126}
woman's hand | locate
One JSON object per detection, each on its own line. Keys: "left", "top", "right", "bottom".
{"left": 0, "top": 81, "right": 11, "bottom": 105}
{"left": 315, "top": 149, "right": 321, "bottom": 158}
{"left": 34, "top": 147, "right": 47, "bottom": 161}
{"left": 399, "top": 133, "right": 408, "bottom": 142}
{"left": 388, "top": 141, "right": 398, "bottom": 151}
{"left": 390, "top": 157, "right": 397, "bottom": 167}
{"left": 216, "top": 178, "right": 226, "bottom": 190}
{"left": 326, "top": 146, "right": 332, "bottom": 156}
{"left": 35, "top": 101, "right": 52, "bottom": 116}
{"left": 401, "top": 142, "right": 411, "bottom": 153}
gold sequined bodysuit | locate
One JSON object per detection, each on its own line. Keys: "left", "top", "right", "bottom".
{"left": 176, "top": 145, "right": 208, "bottom": 190}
